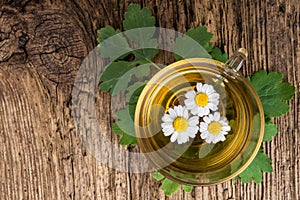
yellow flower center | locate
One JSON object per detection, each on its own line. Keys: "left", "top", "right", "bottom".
{"left": 173, "top": 117, "right": 189, "bottom": 132}
{"left": 207, "top": 122, "right": 222, "bottom": 135}
{"left": 195, "top": 93, "right": 209, "bottom": 107}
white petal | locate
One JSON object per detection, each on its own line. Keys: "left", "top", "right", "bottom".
{"left": 177, "top": 135, "right": 183, "bottom": 144}
{"left": 163, "top": 127, "right": 174, "bottom": 136}
{"left": 179, "top": 105, "right": 185, "bottom": 117}
{"left": 188, "top": 131, "right": 197, "bottom": 138}
{"left": 161, "top": 122, "right": 172, "bottom": 129}
{"left": 222, "top": 125, "right": 231, "bottom": 132}
{"left": 170, "top": 131, "right": 179, "bottom": 142}
{"left": 219, "top": 135, "right": 226, "bottom": 141}
{"left": 200, "top": 133, "right": 206, "bottom": 139}
{"left": 178, "top": 105, "right": 184, "bottom": 116}
{"left": 188, "top": 116, "right": 199, "bottom": 126}
{"left": 185, "top": 97, "right": 195, "bottom": 104}
{"left": 205, "top": 137, "right": 213, "bottom": 143}
{"left": 209, "top": 99, "right": 219, "bottom": 105}
{"left": 208, "top": 93, "right": 220, "bottom": 100}
{"left": 162, "top": 114, "right": 173, "bottom": 122}
{"left": 185, "top": 90, "right": 196, "bottom": 98}
{"left": 196, "top": 82, "right": 203, "bottom": 92}
{"left": 203, "top": 116, "right": 211, "bottom": 124}
{"left": 174, "top": 106, "right": 181, "bottom": 117}
{"left": 177, "top": 134, "right": 189, "bottom": 144}
{"left": 200, "top": 131, "right": 209, "bottom": 139}
{"left": 200, "top": 127, "right": 207, "bottom": 132}
{"left": 183, "top": 108, "right": 189, "bottom": 119}
{"left": 208, "top": 113, "right": 215, "bottom": 121}
{"left": 184, "top": 138, "right": 189, "bottom": 143}
{"left": 168, "top": 108, "right": 177, "bottom": 118}
{"left": 213, "top": 136, "right": 220, "bottom": 143}
{"left": 202, "top": 84, "right": 209, "bottom": 93}
{"left": 174, "top": 106, "right": 179, "bottom": 115}
{"left": 207, "top": 103, "right": 218, "bottom": 111}
{"left": 203, "top": 106, "right": 210, "bottom": 116}
{"left": 197, "top": 107, "right": 205, "bottom": 116}
{"left": 191, "top": 107, "right": 199, "bottom": 115}
{"left": 223, "top": 116, "right": 230, "bottom": 121}
{"left": 187, "top": 126, "right": 198, "bottom": 134}
{"left": 185, "top": 99, "right": 197, "bottom": 109}
{"left": 206, "top": 85, "right": 215, "bottom": 95}
{"left": 221, "top": 130, "right": 229, "bottom": 136}
{"left": 213, "top": 112, "right": 221, "bottom": 121}
{"left": 183, "top": 134, "right": 190, "bottom": 143}
{"left": 200, "top": 121, "right": 208, "bottom": 128}
{"left": 220, "top": 118, "right": 229, "bottom": 124}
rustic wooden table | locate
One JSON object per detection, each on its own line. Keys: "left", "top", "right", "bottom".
{"left": 0, "top": 0, "right": 299, "bottom": 199}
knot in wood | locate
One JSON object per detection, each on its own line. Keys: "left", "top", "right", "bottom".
{"left": 27, "top": 11, "right": 87, "bottom": 84}
{"left": 0, "top": 8, "right": 28, "bottom": 62}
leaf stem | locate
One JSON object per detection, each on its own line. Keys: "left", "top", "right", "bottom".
{"left": 143, "top": 57, "right": 161, "bottom": 70}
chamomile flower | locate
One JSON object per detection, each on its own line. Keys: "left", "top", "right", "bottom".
{"left": 199, "top": 112, "right": 231, "bottom": 144}
{"left": 184, "top": 83, "right": 220, "bottom": 117}
{"left": 161, "top": 105, "right": 199, "bottom": 144}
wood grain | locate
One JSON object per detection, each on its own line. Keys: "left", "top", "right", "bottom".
{"left": 0, "top": 0, "right": 299, "bottom": 199}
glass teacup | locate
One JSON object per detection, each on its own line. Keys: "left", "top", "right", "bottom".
{"left": 135, "top": 49, "right": 264, "bottom": 185}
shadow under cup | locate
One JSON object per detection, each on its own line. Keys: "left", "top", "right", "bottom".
{"left": 135, "top": 58, "right": 264, "bottom": 186}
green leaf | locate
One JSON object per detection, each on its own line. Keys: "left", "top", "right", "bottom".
{"left": 173, "top": 26, "right": 213, "bottom": 60}
{"left": 262, "top": 101, "right": 290, "bottom": 118}
{"left": 238, "top": 148, "right": 273, "bottom": 183}
{"left": 161, "top": 178, "right": 180, "bottom": 196}
{"left": 100, "top": 61, "right": 133, "bottom": 82}
{"left": 99, "top": 61, "right": 135, "bottom": 95}
{"left": 174, "top": 26, "right": 229, "bottom": 61}
{"left": 115, "top": 108, "right": 135, "bottom": 135}
{"left": 112, "top": 122, "right": 137, "bottom": 146}
{"left": 263, "top": 122, "right": 278, "bottom": 142}
{"left": 153, "top": 172, "right": 165, "bottom": 181}
{"left": 174, "top": 35, "right": 211, "bottom": 60}
{"left": 249, "top": 70, "right": 295, "bottom": 118}
{"left": 185, "top": 27, "right": 213, "bottom": 52}
{"left": 133, "top": 63, "right": 151, "bottom": 78}
{"left": 128, "top": 86, "right": 146, "bottom": 108}
{"left": 99, "top": 79, "right": 117, "bottom": 93}
{"left": 97, "top": 26, "right": 121, "bottom": 42}
{"left": 123, "top": 4, "right": 158, "bottom": 61}
{"left": 132, "top": 39, "right": 158, "bottom": 60}
{"left": 182, "top": 185, "right": 193, "bottom": 193}
{"left": 128, "top": 104, "right": 137, "bottom": 119}
{"left": 114, "top": 101, "right": 139, "bottom": 146}
{"left": 198, "top": 143, "right": 215, "bottom": 158}
{"left": 112, "top": 79, "right": 145, "bottom": 146}
{"left": 133, "top": 48, "right": 159, "bottom": 61}
{"left": 126, "top": 82, "right": 146, "bottom": 102}
{"left": 97, "top": 26, "right": 130, "bottom": 60}
{"left": 112, "top": 122, "right": 124, "bottom": 135}
{"left": 250, "top": 70, "right": 281, "bottom": 92}
{"left": 119, "top": 133, "right": 137, "bottom": 145}
{"left": 123, "top": 4, "right": 156, "bottom": 30}
{"left": 123, "top": 5, "right": 155, "bottom": 45}
{"left": 210, "top": 46, "right": 228, "bottom": 62}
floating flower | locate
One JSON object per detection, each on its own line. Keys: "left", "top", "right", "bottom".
{"left": 184, "top": 83, "right": 220, "bottom": 117}
{"left": 161, "top": 105, "right": 199, "bottom": 144}
{"left": 199, "top": 112, "right": 231, "bottom": 144}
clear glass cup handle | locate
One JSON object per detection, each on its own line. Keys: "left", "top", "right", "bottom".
{"left": 225, "top": 48, "right": 248, "bottom": 71}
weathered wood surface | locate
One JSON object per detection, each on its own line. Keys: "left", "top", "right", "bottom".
{"left": 0, "top": 0, "right": 299, "bottom": 199}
